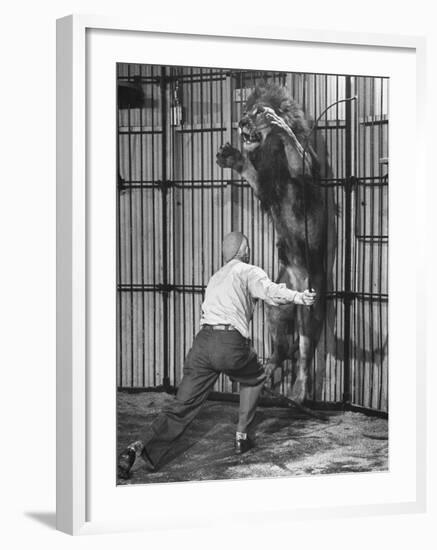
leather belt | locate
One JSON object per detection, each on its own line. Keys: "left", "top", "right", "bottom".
{"left": 203, "top": 324, "right": 237, "bottom": 331}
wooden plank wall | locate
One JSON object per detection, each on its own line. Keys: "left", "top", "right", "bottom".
{"left": 117, "top": 64, "right": 164, "bottom": 387}
{"left": 351, "top": 77, "right": 389, "bottom": 411}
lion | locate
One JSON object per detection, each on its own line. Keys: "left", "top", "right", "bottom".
{"left": 216, "top": 82, "right": 327, "bottom": 403}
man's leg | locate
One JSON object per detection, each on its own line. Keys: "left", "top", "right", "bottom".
{"left": 118, "top": 331, "right": 220, "bottom": 479}
{"left": 237, "top": 379, "right": 265, "bottom": 434}
{"left": 141, "top": 361, "right": 219, "bottom": 468}
{"left": 127, "top": 330, "right": 220, "bottom": 470}
{"left": 226, "top": 347, "right": 266, "bottom": 453}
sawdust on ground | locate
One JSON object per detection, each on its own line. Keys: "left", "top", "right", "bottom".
{"left": 117, "top": 392, "right": 388, "bottom": 485}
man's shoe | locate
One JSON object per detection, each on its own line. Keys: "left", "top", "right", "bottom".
{"left": 117, "top": 447, "right": 136, "bottom": 480}
{"left": 234, "top": 436, "right": 254, "bottom": 455}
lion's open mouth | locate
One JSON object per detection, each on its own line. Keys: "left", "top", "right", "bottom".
{"left": 240, "top": 127, "right": 262, "bottom": 144}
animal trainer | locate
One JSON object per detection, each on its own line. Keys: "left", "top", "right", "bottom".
{"left": 118, "top": 232, "right": 316, "bottom": 479}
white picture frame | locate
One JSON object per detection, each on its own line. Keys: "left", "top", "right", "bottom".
{"left": 56, "top": 14, "right": 427, "bottom": 535}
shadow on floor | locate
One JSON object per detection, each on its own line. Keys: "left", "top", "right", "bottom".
{"left": 117, "top": 391, "right": 388, "bottom": 486}
{"left": 25, "top": 511, "right": 56, "bottom": 530}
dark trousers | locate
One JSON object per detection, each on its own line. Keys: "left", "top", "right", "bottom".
{"left": 141, "top": 326, "right": 266, "bottom": 468}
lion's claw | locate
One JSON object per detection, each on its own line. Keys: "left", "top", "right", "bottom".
{"left": 216, "top": 142, "right": 244, "bottom": 171}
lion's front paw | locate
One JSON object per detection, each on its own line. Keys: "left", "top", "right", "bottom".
{"left": 216, "top": 143, "right": 244, "bottom": 172}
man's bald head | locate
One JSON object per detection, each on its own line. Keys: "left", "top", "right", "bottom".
{"left": 222, "top": 232, "right": 250, "bottom": 263}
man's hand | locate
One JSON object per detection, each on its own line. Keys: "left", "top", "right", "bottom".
{"left": 264, "top": 362, "right": 277, "bottom": 381}
{"left": 294, "top": 289, "right": 317, "bottom": 306}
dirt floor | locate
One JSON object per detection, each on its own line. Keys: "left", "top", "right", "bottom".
{"left": 117, "top": 392, "right": 388, "bottom": 485}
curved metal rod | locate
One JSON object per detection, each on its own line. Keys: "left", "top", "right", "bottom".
{"left": 301, "top": 96, "right": 357, "bottom": 290}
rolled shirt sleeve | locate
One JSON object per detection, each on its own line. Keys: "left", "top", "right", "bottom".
{"left": 246, "top": 266, "right": 299, "bottom": 306}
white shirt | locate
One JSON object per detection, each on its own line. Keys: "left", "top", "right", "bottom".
{"left": 200, "top": 259, "right": 299, "bottom": 338}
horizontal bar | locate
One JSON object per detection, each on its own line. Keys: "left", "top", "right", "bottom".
{"left": 314, "top": 123, "right": 346, "bottom": 130}
{"left": 325, "top": 291, "right": 388, "bottom": 302}
{"left": 229, "top": 122, "right": 346, "bottom": 131}
{"left": 305, "top": 400, "right": 388, "bottom": 419}
{"left": 321, "top": 175, "right": 387, "bottom": 182}
{"left": 228, "top": 68, "right": 391, "bottom": 79}
{"left": 345, "top": 402, "right": 388, "bottom": 419}
{"left": 119, "top": 176, "right": 388, "bottom": 191}
{"left": 117, "top": 285, "right": 388, "bottom": 302}
{"left": 175, "top": 126, "right": 227, "bottom": 134}
{"left": 316, "top": 176, "right": 388, "bottom": 186}
{"left": 118, "top": 283, "right": 206, "bottom": 293}
{"left": 125, "top": 182, "right": 230, "bottom": 187}
{"left": 172, "top": 76, "right": 228, "bottom": 85}
{"left": 166, "top": 71, "right": 229, "bottom": 82}
{"left": 117, "top": 71, "right": 228, "bottom": 83}
{"left": 119, "top": 176, "right": 387, "bottom": 192}
{"left": 118, "top": 128, "right": 163, "bottom": 135}
{"left": 119, "top": 179, "right": 243, "bottom": 190}
{"left": 359, "top": 116, "right": 389, "bottom": 126}
{"left": 117, "top": 385, "right": 176, "bottom": 395}
{"left": 117, "top": 75, "right": 161, "bottom": 84}
{"left": 119, "top": 183, "right": 159, "bottom": 190}
{"left": 355, "top": 235, "right": 388, "bottom": 242}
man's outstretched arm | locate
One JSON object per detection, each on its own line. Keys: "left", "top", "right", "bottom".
{"left": 246, "top": 266, "right": 316, "bottom": 306}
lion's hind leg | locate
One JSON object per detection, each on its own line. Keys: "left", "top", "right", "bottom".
{"left": 265, "top": 303, "right": 297, "bottom": 389}
{"left": 290, "top": 296, "right": 325, "bottom": 403}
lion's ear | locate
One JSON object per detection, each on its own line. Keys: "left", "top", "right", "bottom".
{"left": 257, "top": 79, "right": 268, "bottom": 89}
{"left": 253, "top": 81, "right": 267, "bottom": 98}
{"left": 279, "top": 97, "right": 292, "bottom": 114}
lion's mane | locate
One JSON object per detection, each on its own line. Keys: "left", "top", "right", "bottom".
{"left": 245, "top": 82, "right": 310, "bottom": 141}
{"left": 246, "top": 83, "right": 321, "bottom": 216}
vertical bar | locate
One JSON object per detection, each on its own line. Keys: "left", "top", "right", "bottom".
{"left": 239, "top": 71, "right": 244, "bottom": 232}
{"left": 361, "top": 79, "right": 368, "bottom": 406}
{"left": 160, "top": 66, "right": 170, "bottom": 390}
{"left": 219, "top": 71, "right": 224, "bottom": 251}
{"left": 334, "top": 75, "right": 340, "bottom": 400}
{"left": 171, "top": 68, "right": 177, "bottom": 386}
{"left": 230, "top": 73, "right": 235, "bottom": 232}
{"left": 343, "top": 75, "right": 353, "bottom": 405}
{"left": 127, "top": 64, "right": 134, "bottom": 387}
{"left": 151, "top": 65, "right": 157, "bottom": 387}
{"left": 378, "top": 77, "right": 385, "bottom": 410}
{"left": 116, "top": 64, "right": 123, "bottom": 386}
{"left": 353, "top": 77, "right": 361, "bottom": 406}
{"left": 219, "top": 70, "right": 228, "bottom": 393}
{"left": 190, "top": 67, "right": 196, "bottom": 343}
{"left": 139, "top": 64, "right": 145, "bottom": 387}
{"left": 180, "top": 69, "right": 187, "bottom": 375}
{"left": 209, "top": 70, "right": 215, "bottom": 275}
{"left": 369, "top": 77, "right": 376, "bottom": 408}
{"left": 378, "top": 78, "right": 384, "bottom": 409}
{"left": 323, "top": 73, "right": 329, "bottom": 402}
{"left": 200, "top": 68, "right": 205, "bottom": 293}
{"left": 311, "top": 72, "right": 318, "bottom": 402}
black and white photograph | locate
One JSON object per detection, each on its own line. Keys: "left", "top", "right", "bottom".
{"left": 116, "top": 63, "right": 389, "bottom": 485}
